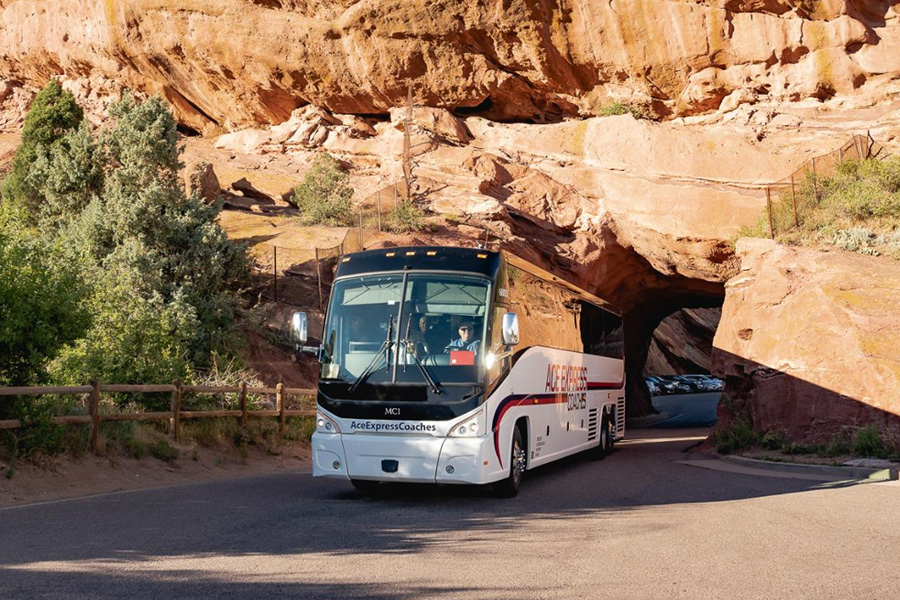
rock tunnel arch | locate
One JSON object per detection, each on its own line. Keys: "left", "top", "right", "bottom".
{"left": 498, "top": 217, "right": 730, "bottom": 418}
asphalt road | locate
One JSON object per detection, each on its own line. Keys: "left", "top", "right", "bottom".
{"left": 1, "top": 397, "right": 898, "bottom": 600}
{"left": 645, "top": 391, "right": 721, "bottom": 428}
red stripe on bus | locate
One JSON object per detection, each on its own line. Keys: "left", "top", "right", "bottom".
{"left": 491, "top": 381, "right": 624, "bottom": 467}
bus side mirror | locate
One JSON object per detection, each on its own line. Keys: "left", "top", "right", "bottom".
{"left": 501, "top": 312, "right": 520, "bottom": 346}
{"left": 290, "top": 311, "right": 308, "bottom": 345}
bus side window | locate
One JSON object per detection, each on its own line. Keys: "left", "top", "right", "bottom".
{"left": 580, "top": 302, "right": 624, "bottom": 359}
{"left": 486, "top": 306, "right": 510, "bottom": 389}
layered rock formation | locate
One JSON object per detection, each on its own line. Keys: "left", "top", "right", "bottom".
{"left": 198, "top": 91, "right": 900, "bottom": 417}
{"left": 712, "top": 239, "right": 900, "bottom": 443}
{"left": 0, "top": 0, "right": 898, "bottom": 428}
{"left": 646, "top": 308, "right": 722, "bottom": 375}
{"left": 1, "top": 1, "right": 899, "bottom": 129}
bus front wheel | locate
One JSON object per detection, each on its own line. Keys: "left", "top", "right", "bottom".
{"left": 496, "top": 426, "right": 526, "bottom": 498}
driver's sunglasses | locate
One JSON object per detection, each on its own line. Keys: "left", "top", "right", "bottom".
{"left": 459, "top": 326, "right": 474, "bottom": 331}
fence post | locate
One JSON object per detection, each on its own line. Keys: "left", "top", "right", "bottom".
{"left": 273, "top": 245, "right": 278, "bottom": 304}
{"left": 171, "top": 380, "right": 182, "bottom": 443}
{"left": 315, "top": 248, "right": 323, "bottom": 312}
{"left": 277, "top": 382, "right": 286, "bottom": 435}
{"left": 89, "top": 380, "right": 100, "bottom": 452}
{"left": 239, "top": 381, "right": 248, "bottom": 429}
{"left": 377, "top": 190, "right": 383, "bottom": 231}
{"left": 765, "top": 187, "right": 775, "bottom": 239}
{"left": 789, "top": 176, "right": 799, "bottom": 228}
{"left": 811, "top": 157, "right": 819, "bottom": 199}
{"left": 358, "top": 206, "right": 364, "bottom": 249}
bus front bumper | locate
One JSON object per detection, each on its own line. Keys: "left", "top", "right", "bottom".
{"left": 312, "top": 432, "right": 500, "bottom": 485}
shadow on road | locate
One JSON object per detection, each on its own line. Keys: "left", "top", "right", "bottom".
{"left": 0, "top": 396, "right": 873, "bottom": 600}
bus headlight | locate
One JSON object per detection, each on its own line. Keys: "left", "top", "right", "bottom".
{"left": 316, "top": 412, "right": 340, "bottom": 434}
{"left": 449, "top": 409, "right": 483, "bottom": 437}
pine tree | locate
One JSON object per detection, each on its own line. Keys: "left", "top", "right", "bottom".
{"left": 0, "top": 80, "right": 84, "bottom": 217}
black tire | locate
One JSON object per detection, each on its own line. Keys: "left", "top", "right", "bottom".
{"left": 495, "top": 426, "right": 526, "bottom": 497}
{"left": 351, "top": 479, "right": 380, "bottom": 494}
{"left": 603, "top": 417, "right": 614, "bottom": 454}
{"left": 589, "top": 414, "right": 613, "bottom": 460}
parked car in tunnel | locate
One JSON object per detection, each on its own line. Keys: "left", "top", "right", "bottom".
{"left": 674, "top": 375, "right": 723, "bottom": 393}
{"left": 646, "top": 375, "right": 722, "bottom": 395}
{"left": 645, "top": 376, "right": 691, "bottom": 395}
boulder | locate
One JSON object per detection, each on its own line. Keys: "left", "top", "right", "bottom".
{"left": 186, "top": 161, "right": 221, "bottom": 203}
{"left": 712, "top": 239, "right": 900, "bottom": 444}
{"left": 231, "top": 177, "right": 274, "bottom": 202}
{"left": 390, "top": 107, "right": 471, "bottom": 145}
{"left": 215, "top": 129, "right": 273, "bottom": 154}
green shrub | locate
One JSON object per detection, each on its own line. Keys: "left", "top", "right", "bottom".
{"left": 831, "top": 227, "right": 881, "bottom": 254}
{"left": 852, "top": 426, "right": 889, "bottom": 459}
{"left": 761, "top": 430, "right": 788, "bottom": 451}
{"left": 781, "top": 442, "right": 823, "bottom": 455}
{"left": 598, "top": 101, "right": 647, "bottom": 120}
{"left": 48, "top": 279, "right": 196, "bottom": 404}
{"left": 1, "top": 398, "right": 90, "bottom": 461}
{"left": 0, "top": 206, "right": 91, "bottom": 387}
{"left": 825, "top": 432, "right": 851, "bottom": 457}
{"left": 384, "top": 201, "right": 425, "bottom": 233}
{"left": 42, "top": 93, "right": 250, "bottom": 390}
{"left": 281, "top": 416, "right": 316, "bottom": 442}
{"left": 293, "top": 153, "right": 354, "bottom": 226}
{"left": 1, "top": 80, "right": 84, "bottom": 215}
{"left": 150, "top": 438, "right": 179, "bottom": 462}
{"left": 713, "top": 418, "right": 760, "bottom": 454}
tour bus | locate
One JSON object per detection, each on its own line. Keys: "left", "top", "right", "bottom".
{"left": 291, "top": 245, "right": 625, "bottom": 496}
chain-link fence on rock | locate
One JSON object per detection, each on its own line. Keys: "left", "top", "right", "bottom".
{"left": 762, "top": 133, "right": 888, "bottom": 238}
{"left": 260, "top": 179, "right": 414, "bottom": 310}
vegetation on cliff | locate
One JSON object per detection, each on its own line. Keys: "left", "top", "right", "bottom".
{"left": 0, "top": 80, "right": 85, "bottom": 218}
{"left": 744, "top": 157, "right": 900, "bottom": 258}
{"left": 292, "top": 153, "right": 355, "bottom": 226}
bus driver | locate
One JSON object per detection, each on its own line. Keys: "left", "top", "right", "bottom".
{"left": 446, "top": 320, "right": 480, "bottom": 355}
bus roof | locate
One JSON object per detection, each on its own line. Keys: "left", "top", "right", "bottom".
{"left": 334, "top": 246, "right": 502, "bottom": 279}
{"left": 334, "top": 245, "right": 621, "bottom": 316}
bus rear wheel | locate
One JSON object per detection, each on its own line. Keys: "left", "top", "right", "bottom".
{"left": 589, "top": 415, "right": 612, "bottom": 460}
{"left": 496, "top": 426, "right": 526, "bottom": 498}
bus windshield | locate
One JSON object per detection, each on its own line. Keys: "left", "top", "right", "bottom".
{"left": 320, "top": 273, "right": 490, "bottom": 388}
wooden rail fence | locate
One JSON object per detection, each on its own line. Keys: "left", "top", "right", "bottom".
{"left": 0, "top": 382, "right": 317, "bottom": 451}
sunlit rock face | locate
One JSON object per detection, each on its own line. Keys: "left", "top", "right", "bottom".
{"left": 1, "top": 0, "right": 899, "bottom": 129}
{"left": 1, "top": 0, "right": 899, "bottom": 424}
{"left": 712, "top": 239, "right": 900, "bottom": 443}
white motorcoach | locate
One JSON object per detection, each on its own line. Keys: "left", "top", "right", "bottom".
{"left": 292, "top": 246, "right": 625, "bottom": 496}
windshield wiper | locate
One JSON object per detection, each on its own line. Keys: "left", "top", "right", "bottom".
{"left": 400, "top": 314, "right": 442, "bottom": 395}
{"left": 399, "top": 337, "right": 443, "bottom": 395}
{"left": 349, "top": 315, "right": 394, "bottom": 393}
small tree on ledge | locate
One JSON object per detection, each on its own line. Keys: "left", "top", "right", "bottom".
{"left": 292, "top": 153, "right": 354, "bottom": 226}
